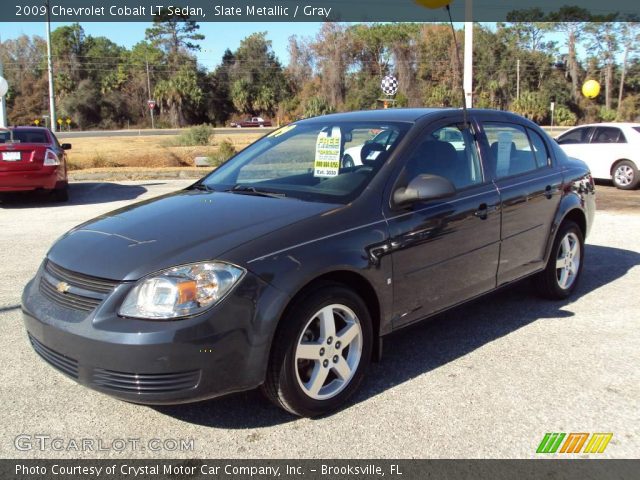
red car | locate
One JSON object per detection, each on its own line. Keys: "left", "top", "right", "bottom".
{"left": 230, "top": 116, "right": 272, "bottom": 128}
{"left": 0, "top": 127, "right": 70, "bottom": 201}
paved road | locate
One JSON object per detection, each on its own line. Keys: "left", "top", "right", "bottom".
{"left": 55, "top": 127, "right": 275, "bottom": 139}
{"left": 0, "top": 181, "right": 638, "bottom": 459}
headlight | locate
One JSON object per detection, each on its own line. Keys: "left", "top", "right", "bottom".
{"left": 119, "top": 262, "right": 245, "bottom": 320}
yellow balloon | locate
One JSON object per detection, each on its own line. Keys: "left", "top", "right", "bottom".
{"left": 582, "top": 80, "right": 601, "bottom": 99}
{"left": 415, "top": 0, "right": 453, "bottom": 9}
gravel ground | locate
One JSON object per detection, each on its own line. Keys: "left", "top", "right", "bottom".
{"left": 0, "top": 181, "right": 638, "bottom": 459}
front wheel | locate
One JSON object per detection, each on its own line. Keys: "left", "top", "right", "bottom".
{"left": 612, "top": 160, "right": 639, "bottom": 190}
{"left": 534, "top": 221, "right": 584, "bottom": 299}
{"left": 262, "top": 284, "right": 373, "bottom": 417}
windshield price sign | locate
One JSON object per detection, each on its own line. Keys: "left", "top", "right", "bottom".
{"left": 314, "top": 129, "right": 341, "bottom": 178}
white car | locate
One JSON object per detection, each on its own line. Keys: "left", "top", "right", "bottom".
{"left": 342, "top": 129, "right": 399, "bottom": 167}
{"left": 556, "top": 123, "right": 640, "bottom": 189}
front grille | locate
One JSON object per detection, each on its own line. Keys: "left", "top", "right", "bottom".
{"left": 39, "top": 260, "right": 119, "bottom": 313}
{"left": 40, "top": 278, "right": 102, "bottom": 312}
{"left": 28, "top": 334, "right": 79, "bottom": 378}
{"left": 92, "top": 368, "right": 201, "bottom": 394}
{"left": 44, "top": 260, "right": 119, "bottom": 294}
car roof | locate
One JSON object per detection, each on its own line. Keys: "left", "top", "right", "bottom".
{"left": 566, "top": 122, "right": 640, "bottom": 129}
{"left": 297, "top": 108, "right": 533, "bottom": 125}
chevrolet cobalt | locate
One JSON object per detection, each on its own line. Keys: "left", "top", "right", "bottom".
{"left": 22, "top": 109, "right": 595, "bottom": 416}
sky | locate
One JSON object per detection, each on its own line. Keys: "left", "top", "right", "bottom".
{"left": 0, "top": 21, "right": 326, "bottom": 69}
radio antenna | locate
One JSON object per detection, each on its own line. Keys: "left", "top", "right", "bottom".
{"left": 446, "top": 5, "right": 469, "bottom": 127}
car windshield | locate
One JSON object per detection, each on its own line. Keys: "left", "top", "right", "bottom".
{"left": 200, "top": 121, "right": 410, "bottom": 203}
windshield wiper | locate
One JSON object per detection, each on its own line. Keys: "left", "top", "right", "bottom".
{"left": 225, "top": 184, "right": 285, "bottom": 198}
{"left": 189, "top": 183, "right": 213, "bottom": 191}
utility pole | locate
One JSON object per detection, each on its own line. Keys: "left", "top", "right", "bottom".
{"left": 463, "top": 0, "right": 473, "bottom": 108}
{"left": 516, "top": 58, "right": 521, "bottom": 100}
{"left": 0, "top": 36, "right": 8, "bottom": 128}
{"left": 45, "top": 0, "right": 57, "bottom": 132}
{"left": 146, "top": 59, "right": 155, "bottom": 129}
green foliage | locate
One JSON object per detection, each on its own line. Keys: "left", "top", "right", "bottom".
{"left": 5, "top": 17, "right": 640, "bottom": 131}
{"left": 207, "top": 139, "right": 237, "bottom": 167}
{"left": 511, "top": 91, "right": 549, "bottom": 123}
{"left": 303, "top": 97, "right": 335, "bottom": 118}
{"left": 616, "top": 95, "right": 640, "bottom": 122}
{"left": 176, "top": 125, "right": 215, "bottom": 146}
{"left": 145, "top": 8, "right": 204, "bottom": 59}
{"left": 227, "top": 32, "right": 289, "bottom": 117}
{"left": 598, "top": 107, "right": 617, "bottom": 122}
{"left": 553, "top": 105, "right": 578, "bottom": 126}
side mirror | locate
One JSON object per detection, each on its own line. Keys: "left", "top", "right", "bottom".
{"left": 61, "top": 143, "right": 72, "bottom": 150}
{"left": 393, "top": 174, "right": 456, "bottom": 206}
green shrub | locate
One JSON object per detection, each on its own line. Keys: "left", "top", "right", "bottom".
{"left": 176, "top": 124, "right": 215, "bottom": 146}
{"left": 207, "top": 139, "right": 236, "bottom": 167}
{"left": 554, "top": 105, "right": 577, "bottom": 127}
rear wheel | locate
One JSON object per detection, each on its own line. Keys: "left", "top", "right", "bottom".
{"left": 612, "top": 160, "right": 639, "bottom": 190}
{"left": 535, "top": 221, "right": 584, "bottom": 299}
{"left": 262, "top": 284, "right": 372, "bottom": 417}
{"left": 51, "top": 185, "right": 69, "bottom": 202}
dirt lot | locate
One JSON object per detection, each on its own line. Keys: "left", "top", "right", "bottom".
{"left": 594, "top": 181, "right": 640, "bottom": 213}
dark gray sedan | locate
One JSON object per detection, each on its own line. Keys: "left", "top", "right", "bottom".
{"left": 22, "top": 108, "right": 595, "bottom": 416}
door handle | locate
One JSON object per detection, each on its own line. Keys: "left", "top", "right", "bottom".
{"left": 545, "top": 185, "right": 553, "bottom": 199}
{"left": 474, "top": 203, "right": 489, "bottom": 220}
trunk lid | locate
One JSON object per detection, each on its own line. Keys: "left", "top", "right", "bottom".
{"left": 0, "top": 143, "right": 47, "bottom": 172}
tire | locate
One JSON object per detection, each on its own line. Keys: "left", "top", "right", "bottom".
{"left": 342, "top": 155, "right": 355, "bottom": 168}
{"left": 612, "top": 160, "right": 639, "bottom": 190}
{"left": 534, "top": 221, "right": 584, "bottom": 300}
{"left": 262, "top": 284, "right": 373, "bottom": 417}
{"left": 51, "top": 186, "right": 69, "bottom": 203}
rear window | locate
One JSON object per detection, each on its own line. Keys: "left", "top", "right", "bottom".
{"left": 7, "top": 129, "right": 49, "bottom": 144}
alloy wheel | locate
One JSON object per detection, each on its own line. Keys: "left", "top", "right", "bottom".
{"left": 294, "top": 304, "right": 363, "bottom": 400}
{"left": 615, "top": 165, "right": 634, "bottom": 187}
{"left": 556, "top": 232, "right": 581, "bottom": 290}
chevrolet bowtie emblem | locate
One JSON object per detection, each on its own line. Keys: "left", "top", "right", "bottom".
{"left": 56, "top": 281, "right": 70, "bottom": 294}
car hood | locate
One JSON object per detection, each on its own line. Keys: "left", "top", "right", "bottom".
{"left": 47, "top": 190, "right": 338, "bottom": 281}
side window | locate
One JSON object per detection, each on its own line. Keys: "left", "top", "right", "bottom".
{"left": 592, "top": 127, "right": 626, "bottom": 144}
{"left": 527, "top": 128, "right": 550, "bottom": 168}
{"left": 483, "top": 122, "right": 538, "bottom": 178}
{"left": 404, "top": 124, "right": 483, "bottom": 190}
{"left": 557, "top": 127, "right": 592, "bottom": 145}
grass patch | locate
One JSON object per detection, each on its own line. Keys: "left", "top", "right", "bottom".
{"left": 62, "top": 132, "right": 261, "bottom": 170}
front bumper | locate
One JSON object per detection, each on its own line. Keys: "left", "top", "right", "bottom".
{"left": 21, "top": 263, "right": 289, "bottom": 404}
{"left": 0, "top": 167, "right": 61, "bottom": 192}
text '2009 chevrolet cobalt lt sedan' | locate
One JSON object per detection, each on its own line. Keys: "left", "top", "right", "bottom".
{"left": 22, "top": 109, "right": 595, "bottom": 416}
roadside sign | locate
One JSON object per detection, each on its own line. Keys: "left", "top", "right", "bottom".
{"left": 65, "top": 118, "right": 71, "bottom": 124}
{"left": 147, "top": 100, "right": 156, "bottom": 110}
{"left": 57, "top": 118, "right": 63, "bottom": 126}
{"left": 34, "top": 119, "right": 40, "bottom": 126}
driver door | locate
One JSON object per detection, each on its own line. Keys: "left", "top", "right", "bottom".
{"left": 385, "top": 118, "right": 501, "bottom": 328}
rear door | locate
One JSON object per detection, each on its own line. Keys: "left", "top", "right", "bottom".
{"left": 385, "top": 115, "right": 501, "bottom": 327}
{"left": 586, "top": 126, "right": 630, "bottom": 179}
{"left": 479, "top": 120, "right": 563, "bottom": 285}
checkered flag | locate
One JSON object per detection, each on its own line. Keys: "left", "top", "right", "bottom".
{"left": 380, "top": 75, "right": 399, "bottom": 96}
